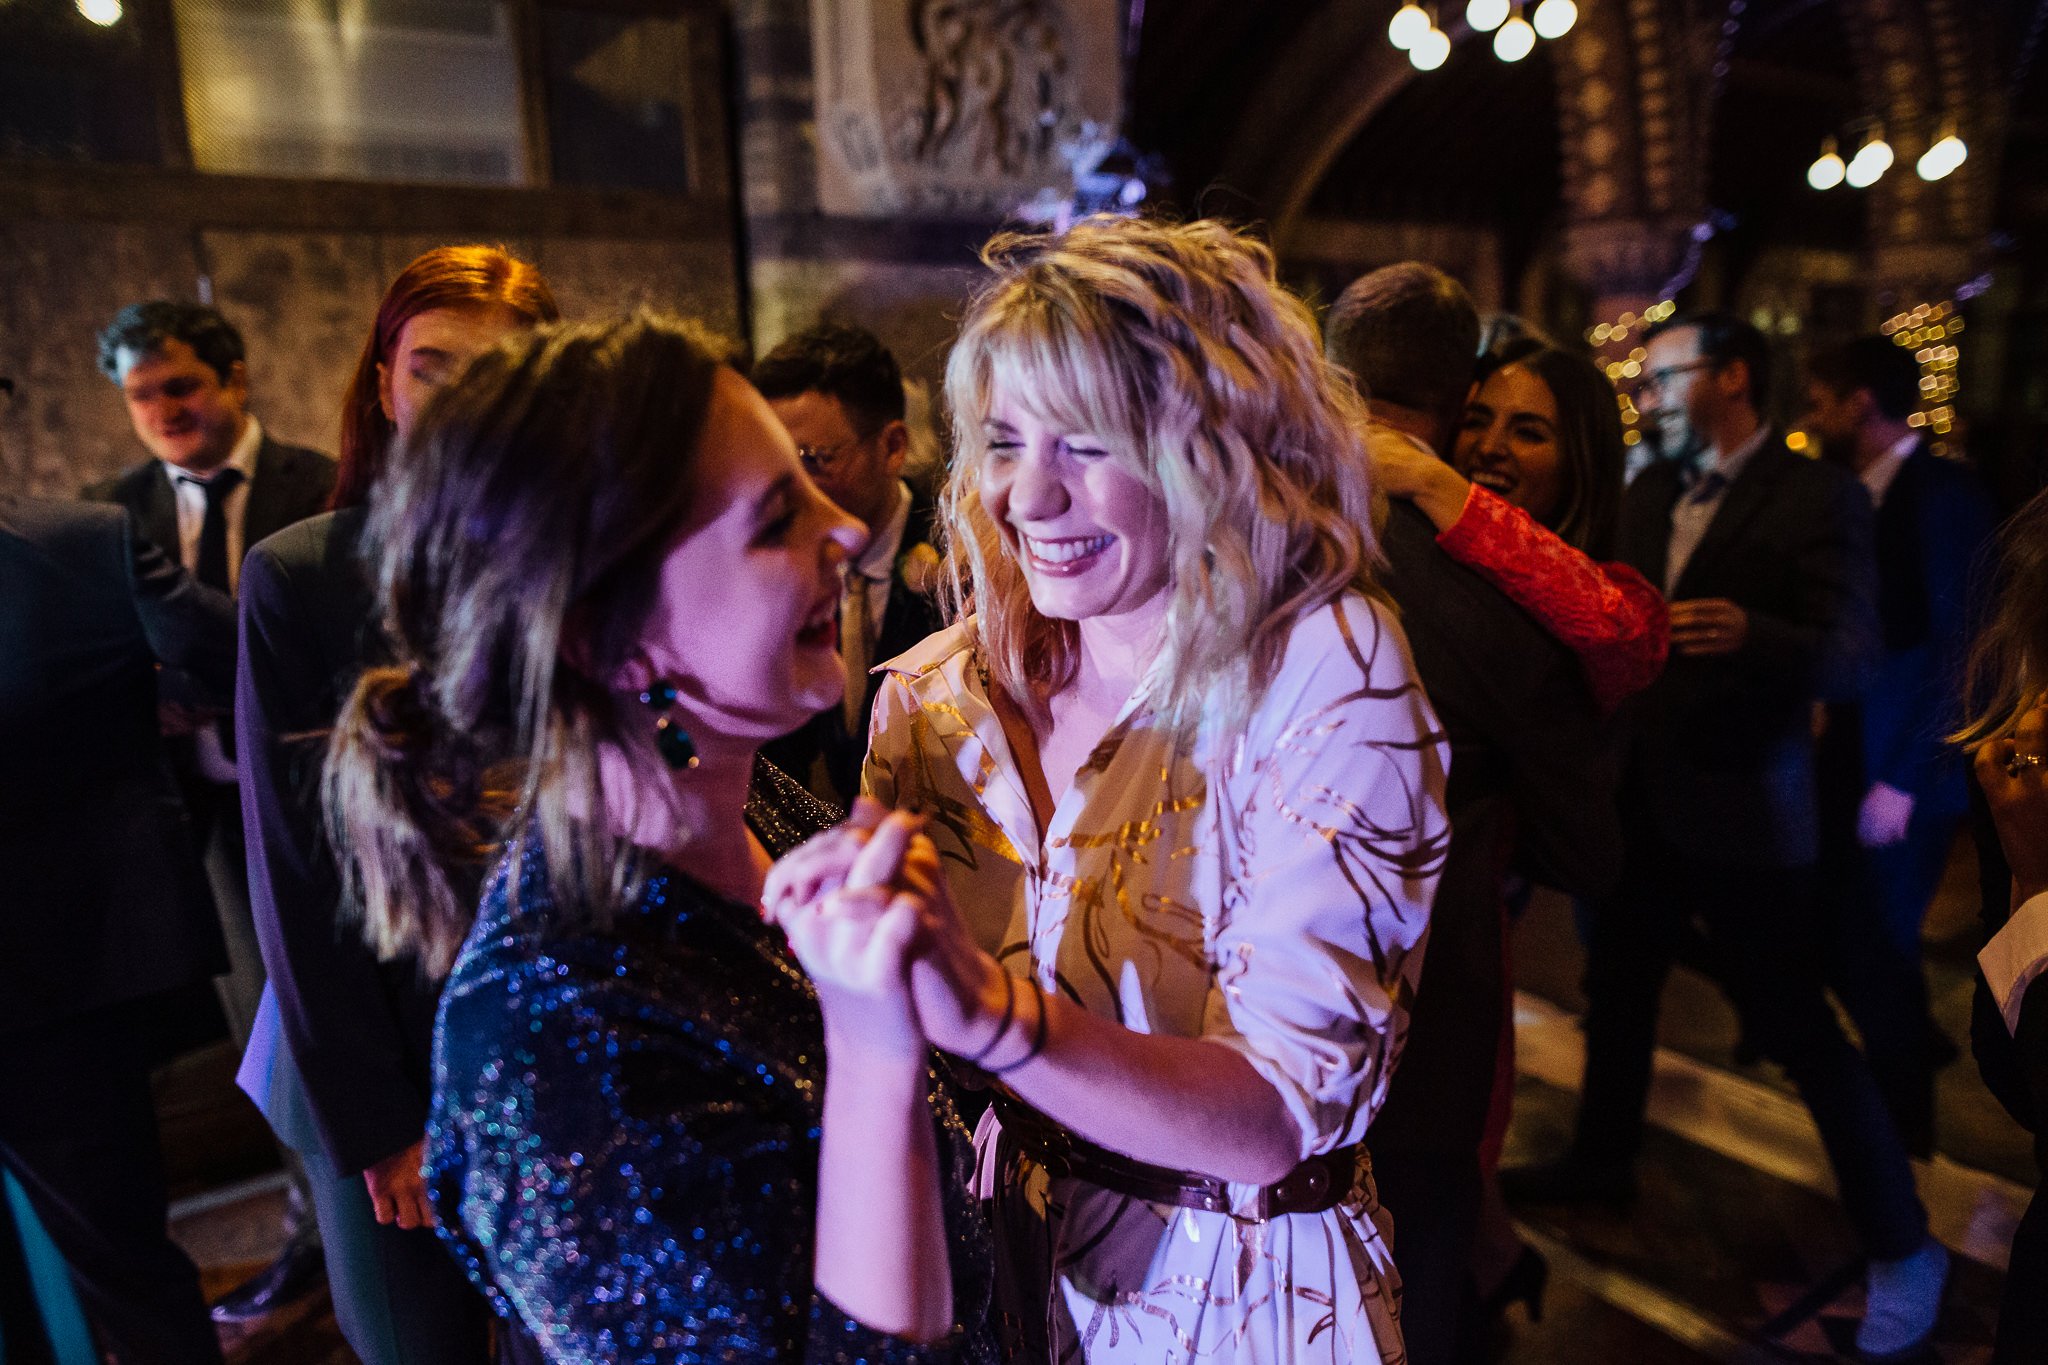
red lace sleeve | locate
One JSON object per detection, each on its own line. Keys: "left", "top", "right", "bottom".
{"left": 1434, "top": 484, "right": 1670, "bottom": 712}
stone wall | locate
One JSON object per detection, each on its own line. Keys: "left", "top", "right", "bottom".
{"left": 0, "top": 172, "right": 741, "bottom": 497}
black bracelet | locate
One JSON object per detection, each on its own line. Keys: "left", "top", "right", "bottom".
{"left": 959, "top": 971, "right": 1018, "bottom": 1067}
{"left": 989, "top": 981, "right": 1050, "bottom": 1074}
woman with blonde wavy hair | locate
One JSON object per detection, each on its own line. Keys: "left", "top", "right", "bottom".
{"left": 779, "top": 216, "right": 1451, "bottom": 1363}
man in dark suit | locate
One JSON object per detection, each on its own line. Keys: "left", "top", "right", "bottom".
{"left": 84, "top": 300, "right": 337, "bottom": 1321}
{"left": 1810, "top": 335, "right": 1998, "bottom": 1162}
{"left": 1326, "top": 264, "right": 1623, "bottom": 1365}
{"left": 0, "top": 493, "right": 235, "bottom": 1364}
{"left": 753, "top": 324, "right": 946, "bottom": 808}
{"left": 1508, "top": 312, "right": 1947, "bottom": 1359}
{"left": 1804, "top": 336, "right": 1999, "bottom": 1158}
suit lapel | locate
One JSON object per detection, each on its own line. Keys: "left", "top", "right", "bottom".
{"left": 1673, "top": 441, "right": 1787, "bottom": 596}
{"left": 241, "top": 437, "right": 292, "bottom": 550}
{"left": 138, "top": 464, "right": 181, "bottom": 563}
{"left": 1621, "top": 462, "right": 1683, "bottom": 587}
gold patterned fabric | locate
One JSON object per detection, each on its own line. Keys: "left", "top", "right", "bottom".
{"left": 866, "top": 596, "right": 1450, "bottom": 1364}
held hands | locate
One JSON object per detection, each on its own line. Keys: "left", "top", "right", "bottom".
{"left": 1975, "top": 698, "right": 2048, "bottom": 907}
{"left": 768, "top": 805, "right": 931, "bottom": 1062}
{"left": 765, "top": 798, "right": 1038, "bottom": 1071}
{"left": 1668, "top": 597, "right": 1750, "bottom": 657}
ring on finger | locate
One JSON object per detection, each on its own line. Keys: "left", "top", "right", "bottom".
{"left": 2006, "top": 751, "right": 2047, "bottom": 779}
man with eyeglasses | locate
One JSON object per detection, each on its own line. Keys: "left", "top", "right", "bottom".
{"left": 752, "top": 323, "right": 943, "bottom": 807}
{"left": 1507, "top": 310, "right": 1948, "bottom": 1360}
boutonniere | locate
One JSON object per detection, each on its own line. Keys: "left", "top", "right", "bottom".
{"left": 898, "top": 541, "right": 944, "bottom": 597}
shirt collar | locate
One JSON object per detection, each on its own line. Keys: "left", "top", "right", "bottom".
{"left": 166, "top": 415, "right": 263, "bottom": 485}
{"left": 853, "top": 480, "right": 913, "bottom": 583}
{"left": 1686, "top": 422, "right": 1769, "bottom": 491}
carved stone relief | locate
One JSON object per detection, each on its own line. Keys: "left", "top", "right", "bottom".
{"left": 809, "top": 0, "right": 1120, "bottom": 218}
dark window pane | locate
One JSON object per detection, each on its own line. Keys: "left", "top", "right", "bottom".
{"left": 540, "top": 7, "right": 695, "bottom": 193}
{"left": 173, "top": 0, "right": 528, "bottom": 185}
{"left": 0, "top": 0, "right": 167, "bottom": 165}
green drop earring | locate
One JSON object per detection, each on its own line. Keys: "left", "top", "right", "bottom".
{"left": 638, "top": 679, "right": 699, "bottom": 770}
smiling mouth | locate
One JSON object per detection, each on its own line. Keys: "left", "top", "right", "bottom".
{"left": 796, "top": 593, "right": 838, "bottom": 650}
{"left": 1021, "top": 533, "right": 1115, "bottom": 573}
{"left": 1468, "top": 467, "right": 1517, "bottom": 495}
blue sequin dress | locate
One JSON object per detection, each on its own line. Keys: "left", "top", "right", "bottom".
{"left": 427, "top": 764, "right": 993, "bottom": 1363}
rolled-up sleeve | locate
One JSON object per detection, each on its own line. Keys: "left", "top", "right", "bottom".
{"left": 1202, "top": 597, "right": 1451, "bottom": 1162}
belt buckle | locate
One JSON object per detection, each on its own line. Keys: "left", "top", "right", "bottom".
{"left": 1260, "top": 1154, "right": 1334, "bottom": 1221}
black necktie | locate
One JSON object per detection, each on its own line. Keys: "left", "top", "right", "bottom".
{"left": 190, "top": 467, "right": 244, "bottom": 593}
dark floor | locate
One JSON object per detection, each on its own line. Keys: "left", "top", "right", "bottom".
{"left": 99, "top": 835, "right": 2034, "bottom": 1363}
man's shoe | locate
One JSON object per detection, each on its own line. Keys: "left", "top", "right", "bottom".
{"left": 1499, "top": 1155, "right": 1638, "bottom": 1208}
{"left": 209, "top": 1242, "right": 325, "bottom": 1323}
{"left": 1855, "top": 1237, "right": 1948, "bottom": 1362}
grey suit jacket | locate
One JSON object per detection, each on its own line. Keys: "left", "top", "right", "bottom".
{"left": 0, "top": 495, "right": 235, "bottom": 1031}
{"left": 1618, "top": 441, "right": 1880, "bottom": 866}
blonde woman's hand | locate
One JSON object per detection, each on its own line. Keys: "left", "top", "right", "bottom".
{"left": 1977, "top": 697, "right": 2048, "bottom": 906}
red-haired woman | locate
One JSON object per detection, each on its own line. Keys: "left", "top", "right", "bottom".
{"left": 234, "top": 246, "right": 558, "bottom": 1364}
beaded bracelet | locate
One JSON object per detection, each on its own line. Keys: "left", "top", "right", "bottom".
{"left": 988, "top": 980, "right": 1050, "bottom": 1075}
{"left": 959, "top": 970, "right": 1018, "bottom": 1068}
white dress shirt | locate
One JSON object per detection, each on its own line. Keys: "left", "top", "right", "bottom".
{"left": 847, "top": 480, "right": 912, "bottom": 649}
{"left": 1981, "top": 890, "right": 2048, "bottom": 1036}
{"left": 1665, "top": 424, "right": 1771, "bottom": 594}
{"left": 167, "top": 414, "right": 263, "bottom": 594}
{"left": 1860, "top": 432, "right": 1919, "bottom": 510}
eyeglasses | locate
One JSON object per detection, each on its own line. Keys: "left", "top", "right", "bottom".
{"left": 1638, "top": 360, "right": 1715, "bottom": 394}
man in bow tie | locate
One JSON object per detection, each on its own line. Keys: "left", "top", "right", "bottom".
{"left": 85, "top": 300, "right": 335, "bottom": 1325}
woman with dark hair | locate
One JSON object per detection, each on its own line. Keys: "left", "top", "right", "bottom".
{"left": 323, "top": 311, "right": 987, "bottom": 1362}
{"left": 235, "top": 245, "right": 559, "bottom": 1363}
{"left": 1372, "top": 337, "right": 1668, "bottom": 712}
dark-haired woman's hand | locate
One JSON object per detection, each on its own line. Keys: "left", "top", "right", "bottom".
{"left": 1978, "top": 697, "right": 2048, "bottom": 907}
{"left": 777, "top": 810, "right": 930, "bottom": 1061}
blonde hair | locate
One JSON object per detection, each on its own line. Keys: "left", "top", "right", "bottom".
{"left": 1955, "top": 487, "right": 2048, "bottom": 750}
{"left": 941, "top": 215, "right": 1385, "bottom": 736}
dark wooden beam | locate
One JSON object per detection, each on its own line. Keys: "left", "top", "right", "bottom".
{"left": 0, "top": 161, "right": 729, "bottom": 240}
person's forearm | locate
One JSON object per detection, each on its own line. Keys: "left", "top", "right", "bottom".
{"left": 964, "top": 974, "right": 1302, "bottom": 1185}
{"left": 815, "top": 1036, "right": 952, "bottom": 1342}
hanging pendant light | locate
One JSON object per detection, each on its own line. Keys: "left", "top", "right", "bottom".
{"left": 1466, "top": 0, "right": 1509, "bottom": 32}
{"left": 1410, "top": 22, "right": 1453, "bottom": 70}
{"left": 1389, "top": 2, "right": 1431, "bottom": 49}
{"left": 1917, "top": 121, "right": 1967, "bottom": 181}
{"left": 1531, "top": 0, "right": 1577, "bottom": 39}
{"left": 1845, "top": 125, "right": 1894, "bottom": 187}
{"left": 1494, "top": 5, "right": 1537, "bottom": 61}
{"left": 1807, "top": 135, "right": 1845, "bottom": 190}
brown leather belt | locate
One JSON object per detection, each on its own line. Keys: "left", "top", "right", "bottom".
{"left": 990, "top": 1091, "right": 1362, "bottom": 1223}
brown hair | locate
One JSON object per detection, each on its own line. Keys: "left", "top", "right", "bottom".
{"left": 330, "top": 244, "right": 560, "bottom": 512}
{"left": 325, "top": 312, "right": 730, "bottom": 975}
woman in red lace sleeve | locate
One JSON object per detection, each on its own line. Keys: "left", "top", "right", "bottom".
{"left": 1371, "top": 338, "right": 1668, "bottom": 712}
